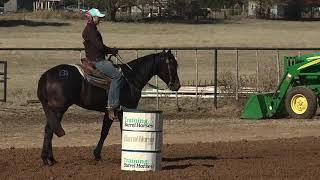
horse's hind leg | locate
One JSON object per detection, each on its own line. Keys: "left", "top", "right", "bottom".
{"left": 94, "top": 113, "right": 113, "bottom": 160}
{"left": 41, "top": 123, "right": 56, "bottom": 166}
{"left": 41, "top": 108, "right": 65, "bottom": 166}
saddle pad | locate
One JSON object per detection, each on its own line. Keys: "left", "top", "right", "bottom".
{"left": 70, "top": 64, "right": 111, "bottom": 90}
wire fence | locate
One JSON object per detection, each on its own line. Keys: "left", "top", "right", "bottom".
{"left": 1, "top": 47, "right": 320, "bottom": 108}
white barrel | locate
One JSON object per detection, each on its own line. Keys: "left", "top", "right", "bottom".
{"left": 121, "top": 151, "right": 161, "bottom": 171}
{"left": 123, "top": 111, "right": 163, "bottom": 131}
{"left": 122, "top": 131, "right": 162, "bottom": 151}
{"left": 121, "top": 109, "right": 163, "bottom": 171}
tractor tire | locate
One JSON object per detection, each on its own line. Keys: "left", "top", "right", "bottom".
{"left": 285, "top": 86, "right": 317, "bottom": 119}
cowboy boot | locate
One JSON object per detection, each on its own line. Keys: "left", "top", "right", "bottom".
{"left": 108, "top": 108, "right": 118, "bottom": 121}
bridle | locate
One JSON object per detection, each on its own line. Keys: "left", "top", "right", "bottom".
{"left": 114, "top": 53, "right": 175, "bottom": 90}
{"left": 164, "top": 55, "right": 174, "bottom": 89}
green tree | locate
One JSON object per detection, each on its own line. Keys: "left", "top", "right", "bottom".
{"left": 63, "top": 0, "right": 78, "bottom": 6}
{"left": 284, "top": 0, "right": 304, "bottom": 20}
{"left": 254, "top": 0, "right": 306, "bottom": 20}
{"left": 85, "top": 0, "right": 106, "bottom": 9}
{"left": 104, "top": 0, "right": 136, "bottom": 21}
{"left": 200, "top": 0, "right": 245, "bottom": 9}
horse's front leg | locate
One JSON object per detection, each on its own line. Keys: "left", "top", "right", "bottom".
{"left": 118, "top": 110, "right": 123, "bottom": 133}
{"left": 41, "top": 124, "right": 56, "bottom": 166}
{"left": 94, "top": 113, "right": 113, "bottom": 160}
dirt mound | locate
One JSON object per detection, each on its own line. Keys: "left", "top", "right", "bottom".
{"left": 1, "top": 137, "right": 320, "bottom": 179}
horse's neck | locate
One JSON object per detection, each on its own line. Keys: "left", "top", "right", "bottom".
{"left": 127, "top": 54, "right": 158, "bottom": 90}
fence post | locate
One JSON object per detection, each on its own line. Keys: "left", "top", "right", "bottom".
{"left": 0, "top": 61, "right": 7, "bottom": 102}
{"left": 276, "top": 50, "right": 280, "bottom": 83}
{"left": 155, "top": 50, "right": 159, "bottom": 110}
{"left": 195, "top": 49, "right": 198, "bottom": 107}
{"left": 256, "top": 50, "right": 259, "bottom": 92}
{"left": 4, "top": 61, "right": 7, "bottom": 102}
{"left": 156, "top": 75, "right": 159, "bottom": 110}
{"left": 214, "top": 49, "right": 218, "bottom": 109}
{"left": 235, "top": 49, "right": 239, "bottom": 101}
{"left": 175, "top": 50, "right": 179, "bottom": 110}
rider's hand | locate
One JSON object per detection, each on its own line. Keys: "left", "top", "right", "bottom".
{"left": 111, "top": 48, "right": 118, "bottom": 56}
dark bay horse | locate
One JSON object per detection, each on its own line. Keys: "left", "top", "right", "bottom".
{"left": 37, "top": 50, "right": 181, "bottom": 166}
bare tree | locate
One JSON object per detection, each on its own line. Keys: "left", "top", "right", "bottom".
{"left": 131, "top": 0, "right": 169, "bottom": 18}
{"left": 130, "top": 0, "right": 148, "bottom": 17}
{"left": 105, "top": 0, "right": 135, "bottom": 21}
{"left": 133, "top": 0, "right": 160, "bottom": 18}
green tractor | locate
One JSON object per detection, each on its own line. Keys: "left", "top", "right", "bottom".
{"left": 241, "top": 52, "right": 320, "bottom": 119}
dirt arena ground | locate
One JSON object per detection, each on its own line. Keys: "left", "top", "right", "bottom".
{"left": 1, "top": 137, "right": 320, "bottom": 179}
{"left": 1, "top": 105, "right": 320, "bottom": 179}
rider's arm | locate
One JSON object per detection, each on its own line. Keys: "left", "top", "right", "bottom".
{"left": 86, "top": 26, "right": 110, "bottom": 54}
{"left": 104, "top": 45, "right": 118, "bottom": 55}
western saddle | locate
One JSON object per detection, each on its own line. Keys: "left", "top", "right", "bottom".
{"left": 76, "top": 58, "right": 112, "bottom": 89}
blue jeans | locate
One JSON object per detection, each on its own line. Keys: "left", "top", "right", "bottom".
{"left": 95, "top": 60, "right": 123, "bottom": 109}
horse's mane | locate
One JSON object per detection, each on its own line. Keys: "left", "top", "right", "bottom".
{"left": 118, "top": 53, "right": 161, "bottom": 89}
{"left": 126, "top": 53, "right": 157, "bottom": 68}
{"left": 119, "top": 53, "right": 160, "bottom": 75}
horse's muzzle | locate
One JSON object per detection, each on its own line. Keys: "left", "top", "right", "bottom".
{"left": 169, "top": 82, "right": 181, "bottom": 91}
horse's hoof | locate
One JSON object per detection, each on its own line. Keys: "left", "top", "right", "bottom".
{"left": 93, "top": 149, "right": 102, "bottom": 160}
{"left": 42, "top": 158, "right": 57, "bottom": 166}
{"left": 55, "top": 129, "right": 65, "bottom": 137}
{"left": 42, "top": 159, "right": 49, "bottom": 166}
{"left": 94, "top": 153, "right": 101, "bottom": 161}
{"left": 93, "top": 152, "right": 101, "bottom": 161}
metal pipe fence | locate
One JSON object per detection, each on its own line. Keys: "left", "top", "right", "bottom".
{"left": 0, "top": 61, "right": 7, "bottom": 102}
{"left": 1, "top": 47, "right": 320, "bottom": 109}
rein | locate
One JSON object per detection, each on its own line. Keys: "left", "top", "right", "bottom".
{"left": 115, "top": 54, "right": 171, "bottom": 91}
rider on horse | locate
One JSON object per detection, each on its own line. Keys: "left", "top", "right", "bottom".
{"left": 82, "top": 8, "right": 123, "bottom": 120}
